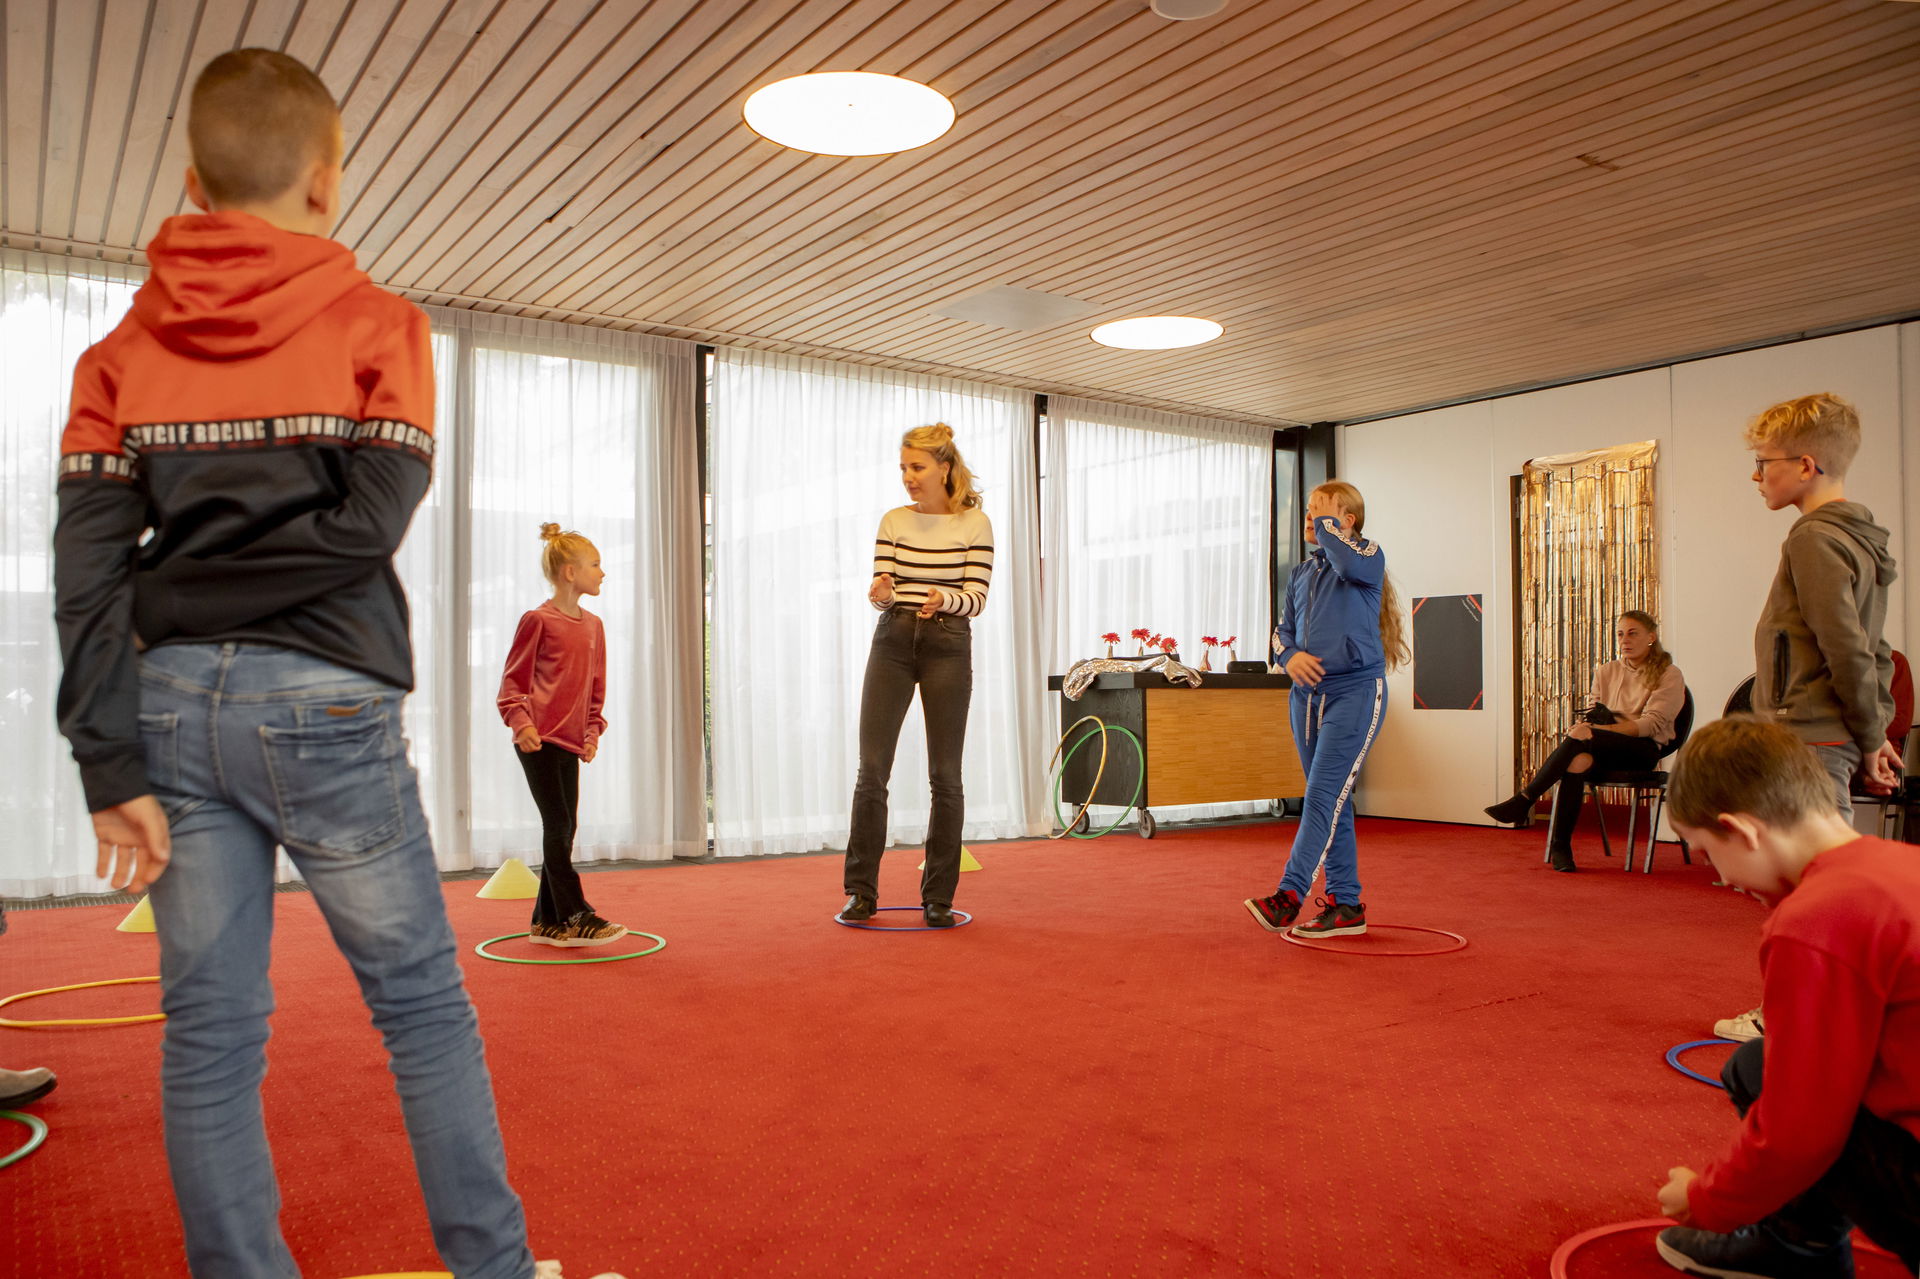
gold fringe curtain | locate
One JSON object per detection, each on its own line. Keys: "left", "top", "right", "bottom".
{"left": 1517, "top": 440, "right": 1659, "bottom": 792}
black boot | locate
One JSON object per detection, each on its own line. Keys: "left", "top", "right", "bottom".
{"left": 1545, "top": 779, "right": 1582, "bottom": 872}
{"left": 1485, "top": 793, "right": 1534, "bottom": 825}
{"left": 841, "top": 894, "right": 877, "bottom": 921}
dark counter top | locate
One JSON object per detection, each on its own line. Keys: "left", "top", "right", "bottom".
{"left": 1047, "top": 671, "right": 1294, "bottom": 691}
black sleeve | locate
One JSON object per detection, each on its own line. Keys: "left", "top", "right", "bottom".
{"left": 54, "top": 477, "right": 152, "bottom": 812}
{"left": 132, "top": 446, "right": 432, "bottom": 639}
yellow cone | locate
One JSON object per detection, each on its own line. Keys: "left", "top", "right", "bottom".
{"left": 116, "top": 896, "right": 156, "bottom": 933}
{"left": 476, "top": 858, "right": 540, "bottom": 900}
{"left": 918, "top": 846, "right": 983, "bottom": 872}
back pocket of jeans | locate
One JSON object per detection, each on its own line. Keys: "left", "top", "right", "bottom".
{"left": 139, "top": 712, "right": 179, "bottom": 793}
{"left": 261, "top": 704, "right": 405, "bottom": 858}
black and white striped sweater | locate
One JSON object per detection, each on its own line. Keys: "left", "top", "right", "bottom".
{"left": 870, "top": 506, "right": 994, "bottom": 617}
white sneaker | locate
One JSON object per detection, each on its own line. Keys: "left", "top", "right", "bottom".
{"left": 0, "top": 1066, "right": 56, "bottom": 1108}
{"left": 535, "top": 1262, "right": 629, "bottom": 1279}
{"left": 1713, "top": 1007, "right": 1764, "bottom": 1042}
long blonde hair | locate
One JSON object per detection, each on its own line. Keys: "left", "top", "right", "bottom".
{"left": 538, "top": 522, "right": 595, "bottom": 586}
{"left": 901, "top": 423, "right": 982, "bottom": 513}
{"left": 1619, "top": 609, "right": 1674, "bottom": 690}
{"left": 1311, "top": 481, "right": 1409, "bottom": 672}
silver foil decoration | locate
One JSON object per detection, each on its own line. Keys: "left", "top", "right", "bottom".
{"left": 1062, "top": 653, "right": 1203, "bottom": 700}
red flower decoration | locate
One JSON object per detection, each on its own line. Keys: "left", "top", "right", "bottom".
{"left": 1160, "top": 636, "right": 1178, "bottom": 653}
{"left": 1224, "top": 635, "right": 1237, "bottom": 648}
{"left": 1130, "top": 627, "right": 1151, "bottom": 642}
{"left": 1148, "top": 633, "right": 1162, "bottom": 648}
{"left": 1201, "top": 635, "right": 1219, "bottom": 648}
{"left": 1101, "top": 632, "right": 1121, "bottom": 644}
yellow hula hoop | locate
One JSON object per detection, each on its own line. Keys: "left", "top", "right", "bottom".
{"left": 0, "top": 976, "right": 165, "bottom": 1028}
{"left": 1047, "top": 714, "right": 1111, "bottom": 840}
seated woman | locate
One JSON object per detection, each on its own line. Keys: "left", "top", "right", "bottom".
{"left": 1486, "top": 610, "right": 1686, "bottom": 871}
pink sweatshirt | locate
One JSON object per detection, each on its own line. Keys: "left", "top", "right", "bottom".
{"left": 497, "top": 601, "right": 607, "bottom": 756}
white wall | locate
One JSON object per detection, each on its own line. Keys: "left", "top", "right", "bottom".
{"left": 1341, "top": 322, "right": 1914, "bottom": 825}
{"left": 1340, "top": 401, "right": 1498, "bottom": 825}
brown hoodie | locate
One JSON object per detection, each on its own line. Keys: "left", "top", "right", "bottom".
{"left": 54, "top": 211, "right": 434, "bottom": 811}
{"left": 1752, "top": 500, "right": 1898, "bottom": 757}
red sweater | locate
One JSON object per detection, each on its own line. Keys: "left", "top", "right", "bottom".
{"left": 497, "top": 602, "right": 608, "bottom": 756}
{"left": 1689, "top": 836, "right": 1920, "bottom": 1230}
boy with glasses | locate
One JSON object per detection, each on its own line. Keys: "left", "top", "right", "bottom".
{"left": 1714, "top": 393, "right": 1899, "bottom": 1047}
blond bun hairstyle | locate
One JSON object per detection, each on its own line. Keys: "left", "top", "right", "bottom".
{"left": 901, "top": 423, "right": 982, "bottom": 513}
{"left": 538, "top": 522, "right": 596, "bottom": 586}
{"left": 1309, "top": 481, "right": 1409, "bottom": 672}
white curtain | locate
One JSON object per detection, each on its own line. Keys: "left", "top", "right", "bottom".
{"left": 708, "top": 350, "right": 1046, "bottom": 857}
{"left": 0, "top": 253, "right": 704, "bottom": 897}
{"left": 0, "top": 250, "right": 143, "bottom": 897}
{"left": 426, "top": 308, "right": 704, "bottom": 869}
{"left": 1043, "top": 397, "right": 1275, "bottom": 822}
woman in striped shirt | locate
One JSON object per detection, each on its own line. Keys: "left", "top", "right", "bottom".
{"left": 841, "top": 424, "right": 994, "bottom": 928}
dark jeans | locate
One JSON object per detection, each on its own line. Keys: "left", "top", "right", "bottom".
{"left": 1722, "top": 1037, "right": 1920, "bottom": 1266}
{"left": 1527, "top": 730, "right": 1662, "bottom": 850}
{"left": 515, "top": 741, "right": 592, "bottom": 927}
{"left": 844, "top": 607, "right": 973, "bottom": 907}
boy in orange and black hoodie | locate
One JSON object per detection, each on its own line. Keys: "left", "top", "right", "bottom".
{"left": 52, "top": 50, "right": 569, "bottom": 1279}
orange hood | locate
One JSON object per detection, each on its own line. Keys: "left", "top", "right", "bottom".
{"left": 134, "top": 212, "right": 369, "bottom": 360}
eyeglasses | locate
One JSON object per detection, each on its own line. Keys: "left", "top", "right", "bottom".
{"left": 1752, "top": 455, "right": 1824, "bottom": 476}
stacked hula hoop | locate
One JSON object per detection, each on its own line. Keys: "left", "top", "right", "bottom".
{"left": 1048, "top": 714, "right": 1146, "bottom": 839}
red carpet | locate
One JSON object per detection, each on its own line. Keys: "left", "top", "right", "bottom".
{"left": 0, "top": 818, "right": 1874, "bottom": 1277}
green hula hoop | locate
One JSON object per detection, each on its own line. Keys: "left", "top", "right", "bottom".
{"left": 0, "top": 1110, "right": 49, "bottom": 1170}
{"left": 1051, "top": 724, "right": 1145, "bottom": 839}
{"left": 473, "top": 931, "right": 666, "bottom": 965}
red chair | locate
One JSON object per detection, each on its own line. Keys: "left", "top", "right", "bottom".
{"left": 1853, "top": 650, "right": 1914, "bottom": 840}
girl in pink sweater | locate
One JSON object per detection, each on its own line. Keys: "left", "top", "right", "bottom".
{"left": 497, "top": 523, "right": 624, "bottom": 945}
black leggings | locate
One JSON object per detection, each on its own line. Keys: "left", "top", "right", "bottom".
{"left": 1526, "top": 731, "right": 1661, "bottom": 849}
{"left": 515, "top": 742, "right": 592, "bottom": 927}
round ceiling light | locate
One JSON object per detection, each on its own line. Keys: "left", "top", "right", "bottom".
{"left": 1089, "top": 316, "right": 1224, "bottom": 350}
{"left": 1151, "top": 0, "right": 1230, "bottom": 17}
{"left": 743, "top": 72, "right": 956, "bottom": 156}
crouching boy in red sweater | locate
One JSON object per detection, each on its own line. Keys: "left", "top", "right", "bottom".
{"left": 1655, "top": 716, "right": 1920, "bottom": 1278}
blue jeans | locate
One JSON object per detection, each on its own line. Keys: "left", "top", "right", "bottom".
{"left": 139, "top": 643, "right": 532, "bottom": 1279}
{"left": 1277, "top": 671, "right": 1388, "bottom": 904}
{"left": 1813, "top": 742, "right": 1862, "bottom": 823}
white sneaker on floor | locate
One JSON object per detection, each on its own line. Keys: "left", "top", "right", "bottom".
{"left": 1713, "top": 1007, "right": 1764, "bottom": 1042}
{"left": 535, "top": 1262, "right": 629, "bottom": 1279}
{"left": 0, "top": 1066, "right": 56, "bottom": 1108}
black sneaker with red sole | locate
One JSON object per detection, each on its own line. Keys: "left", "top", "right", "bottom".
{"left": 1292, "top": 896, "right": 1367, "bottom": 938}
{"left": 1243, "top": 890, "right": 1302, "bottom": 932}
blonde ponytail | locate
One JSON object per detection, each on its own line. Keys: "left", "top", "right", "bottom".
{"left": 901, "top": 423, "right": 982, "bottom": 513}
{"left": 538, "top": 522, "right": 596, "bottom": 586}
{"left": 1309, "top": 480, "right": 1409, "bottom": 672}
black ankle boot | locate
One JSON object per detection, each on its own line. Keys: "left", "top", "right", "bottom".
{"left": 1485, "top": 793, "right": 1534, "bottom": 825}
{"left": 1547, "top": 845, "right": 1576, "bottom": 873}
{"left": 841, "top": 894, "right": 876, "bottom": 921}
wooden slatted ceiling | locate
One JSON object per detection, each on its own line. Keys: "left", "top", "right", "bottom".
{"left": 4, "top": 0, "right": 1919, "bottom": 425}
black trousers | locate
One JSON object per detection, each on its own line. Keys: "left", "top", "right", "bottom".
{"left": 1526, "top": 731, "right": 1662, "bottom": 850}
{"left": 515, "top": 742, "right": 592, "bottom": 927}
{"left": 843, "top": 608, "right": 973, "bottom": 908}
{"left": 1722, "top": 1037, "right": 1920, "bottom": 1267}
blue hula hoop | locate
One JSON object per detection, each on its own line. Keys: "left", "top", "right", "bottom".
{"left": 1665, "top": 1039, "right": 1736, "bottom": 1089}
{"left": 834, "top": 906, "right": 974, "bottom": 931}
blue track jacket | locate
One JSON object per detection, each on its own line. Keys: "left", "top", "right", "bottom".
{"left": 1274, "top": 517, "right": 1388, "bottom": 681}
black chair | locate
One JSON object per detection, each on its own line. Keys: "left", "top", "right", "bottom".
{"left": 1587, "top": 687, "right": 1695, "bottom": 873}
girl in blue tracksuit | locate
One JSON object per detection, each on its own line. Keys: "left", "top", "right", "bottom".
{"left": 1246, "top": 480, "right": 1408, "bottom": 938}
